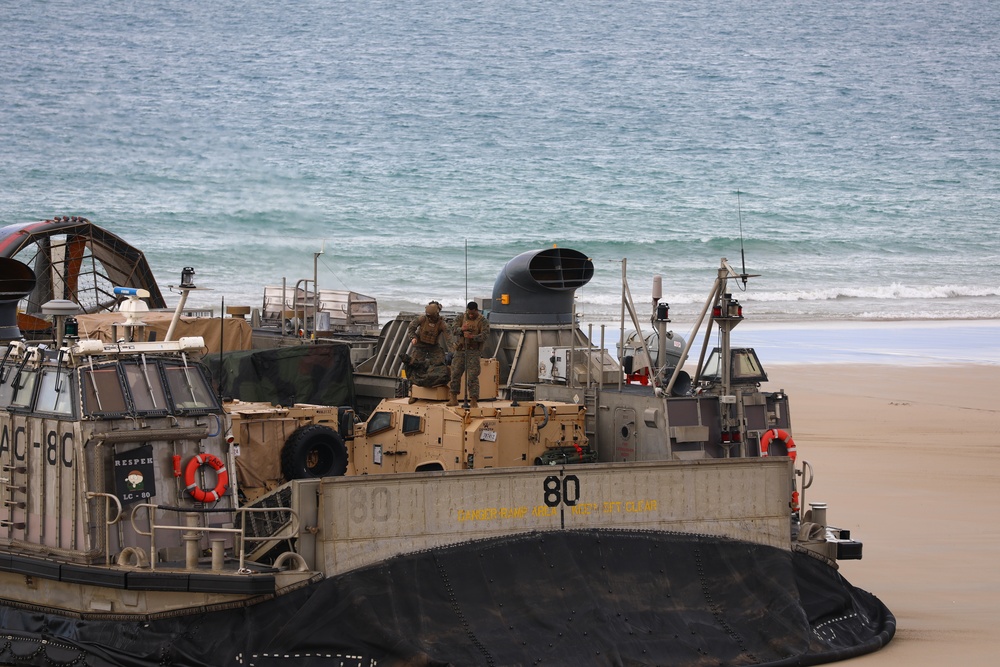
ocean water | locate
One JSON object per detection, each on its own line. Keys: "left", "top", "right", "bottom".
{"left": 2, "top": 0, "right": 999, "bottom": 331}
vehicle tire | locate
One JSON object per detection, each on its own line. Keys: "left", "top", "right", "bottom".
{"left": 281, "top": 424, "right": 348, "bottom": 480}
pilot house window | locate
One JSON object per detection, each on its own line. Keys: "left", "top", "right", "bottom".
{"left": 35, "top": 368, "right": 75, "bottom": 416}
{"left": 163, "top": 365, "right": 216, "bottom": 411}
{"left": 123, "top": 362, "right": 168, "bottom": 413}
{"left": 82, "top": 367, "right": 128, "bottom": 415}
{"left": 7, "top": 369, "right": 37, "bottom": 409}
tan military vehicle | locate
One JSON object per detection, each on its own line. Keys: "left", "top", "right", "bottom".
{"left": 226, "top": 358, "right": 592, "bottom": 502}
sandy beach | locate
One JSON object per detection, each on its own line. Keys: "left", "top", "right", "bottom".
{"left": 765, "top": 363, "right": 1000, "bottom": 665}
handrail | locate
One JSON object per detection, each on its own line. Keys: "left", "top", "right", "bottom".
{"left": 797, "top": 459, "right": 814, "bottom": 515}
{"left": 129, "top": 503, "right": 301, "bottom": 572}
{"left": 236, "top": 506, "right": 303, "bottom": 569}
{"left": 85, "top": 492, "right": 124, "bottom": 566}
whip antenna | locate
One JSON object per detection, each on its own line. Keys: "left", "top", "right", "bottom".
{"left": 737, "top": 189, "right": 748, "bottom": 288}
{"left": 218, "top": 296, "right": 225, "bottom": 404}
{"left": 463, "top": 239, "right": 469, "bottom": 408}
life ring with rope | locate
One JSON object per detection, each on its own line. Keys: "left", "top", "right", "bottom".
{"left": 760, "top": 429, "right": 800, "bottom": 512}
{"left": 184, "top": 453, "right": 229, "bottom": 503}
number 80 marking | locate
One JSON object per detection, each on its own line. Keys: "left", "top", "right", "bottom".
{"left": 543, "top": 474, "right": 580, "bottom": 508}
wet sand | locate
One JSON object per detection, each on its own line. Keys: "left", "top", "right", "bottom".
{"left": 766, "top": 364, "right": 1000, "bottom": 665}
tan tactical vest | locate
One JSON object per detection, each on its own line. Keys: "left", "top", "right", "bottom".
{"left": 453, "top": 315, "right": 486, "bottom": 350}
{"left": 416, "top": 317, "right": 445, "bottom": 345}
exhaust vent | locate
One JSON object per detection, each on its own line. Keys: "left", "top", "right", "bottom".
{"left": 490, "top": 248, "right": 594, "bottom": 325}
{"left": 0, "top": 258, "right": 36, "bottom": 340}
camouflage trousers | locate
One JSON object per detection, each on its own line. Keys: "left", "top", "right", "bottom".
{"left": 404, "top": 343, "right": 450, "bottom": 388}
{"left": 449, "top": 349, "right": 482, "bottom": 398}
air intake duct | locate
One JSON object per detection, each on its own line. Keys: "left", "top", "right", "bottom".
{"left": 490, "top": 248, "right": 594, "bottom": 325}
{"left": 0, "top": 258, "right": 36, "bottom": 340}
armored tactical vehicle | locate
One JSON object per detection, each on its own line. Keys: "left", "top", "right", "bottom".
{"left": 226, "top": 364, "right": 592, "bottom": 504}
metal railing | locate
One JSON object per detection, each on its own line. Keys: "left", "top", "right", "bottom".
{"left": 86, "top": 492, "right": 124, "bottom": 566}
{"left": 123, "top": 503, "right": 302, "bottom": 572}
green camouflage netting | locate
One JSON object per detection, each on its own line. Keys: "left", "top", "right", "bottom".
{"left": 204, "top": 343, "right": 355, "bottom": 408}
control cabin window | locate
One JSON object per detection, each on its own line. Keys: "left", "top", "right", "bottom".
{"left": 7, "top": 369, "right": 37, "bottom": 409}
{"left": 81, "top": 359, "right": 220, "bottom": 417}
{"left": 162, "top": 364, "right": 217, "bottom": 413}
{"left": 0, "top": 365, "right": 15, "bottom": 407}
{"left": 701, "top": 347, "right": 768, "bottom": 385}
{"left": 82, "top": 365, "right": 129, "bottom": 416}
{"left": 35, "top": 368, "right": 76, "bottom": 416}
{"left": 123, "top": 361, "right": 169, "bottom": 415}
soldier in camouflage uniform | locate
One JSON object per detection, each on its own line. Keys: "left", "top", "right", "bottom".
{"left": 448, "top": 301, "right": 490, "bottom": 407}
{"left": 402, "top": 301, "right": 450, "bottom": 399}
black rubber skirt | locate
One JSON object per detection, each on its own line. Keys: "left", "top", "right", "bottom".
{"left": 0, "top": 530, "right": 895, "bottom": 666}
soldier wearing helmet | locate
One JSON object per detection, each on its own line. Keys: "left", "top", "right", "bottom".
{"left": 402, "top": 301, "right": 450, "bottom": 400}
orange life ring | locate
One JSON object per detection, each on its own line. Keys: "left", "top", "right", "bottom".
{"left": 184, "top": 453, "right": 229, "bottom": 503}
{"left": 760, "top": 429, "right": 800, "bottom": 512}
{"left": 760, "top": 428, "right": 797, "bottom": 461}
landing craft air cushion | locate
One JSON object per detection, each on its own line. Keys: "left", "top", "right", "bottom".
{"left": 0, "top": 219, "right": 893, "bottom": 666}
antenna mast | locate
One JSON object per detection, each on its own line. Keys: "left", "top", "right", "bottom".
{"left": 737, "top": 190, "right": 748, "bottom": 288}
